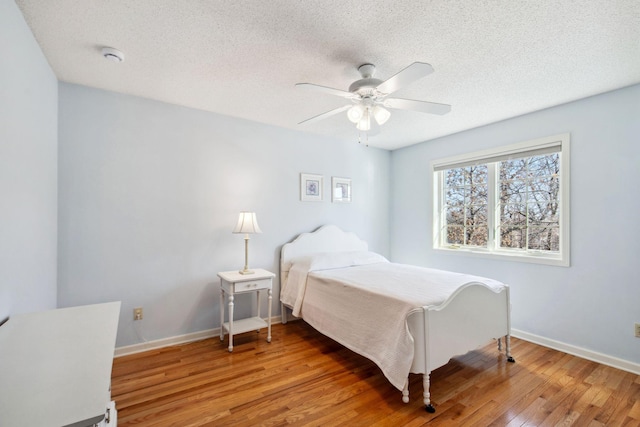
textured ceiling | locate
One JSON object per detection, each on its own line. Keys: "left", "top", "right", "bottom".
{"left": 15, "top": 0, "right": 640, "bottom": 150}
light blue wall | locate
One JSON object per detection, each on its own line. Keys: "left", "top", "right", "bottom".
{"left": 0, "top": 0, "right": 58, "bottom": 319}
{"left": 6, "top": 0, "right": 638, "bottom": 368}
{"left": 390, "top": 84, "right": 640, "bottom": 365}
{"left": 58, "top": 83, "right": 390, "bottom": 347}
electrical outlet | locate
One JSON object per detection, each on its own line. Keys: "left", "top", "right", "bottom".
{"left": 635, "top": 323, "right": 640, "bottom": 338}
{"left": 134, "top": 307, "right": 143, "bottom": 321}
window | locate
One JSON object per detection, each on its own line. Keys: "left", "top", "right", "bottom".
{"left": 433, "top": 133, "right": 570, "bottom": 266}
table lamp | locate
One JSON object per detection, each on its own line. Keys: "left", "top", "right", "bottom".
{"left": 232, "top": 212, "right": 262, "bottom": 274}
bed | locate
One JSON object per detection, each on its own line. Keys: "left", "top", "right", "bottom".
{"left": 279, "top": 225, "right": 514, "bottom": 412}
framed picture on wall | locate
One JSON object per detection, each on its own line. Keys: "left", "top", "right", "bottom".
{"left": 300, "top": 173, "right": 323, "bottom": 202}
{"left": 332, "top": 177, "right": 351, "bottom": 203}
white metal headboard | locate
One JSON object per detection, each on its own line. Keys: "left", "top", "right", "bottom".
{"left": 280, "top": 225, "right": 368, "bottom": 287}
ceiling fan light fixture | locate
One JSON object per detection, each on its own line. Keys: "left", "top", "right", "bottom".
{"left": 356, "top": 108, "right": 371, "bottom": 131}
{"left": 372, "top": 105, "right": 391, "bottom": 125}
{"left": 347, "top": 104, "right": 364, "bottom": 123}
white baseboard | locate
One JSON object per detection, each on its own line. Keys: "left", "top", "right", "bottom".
{"left": 115, "top": 316, "right": 282, "bottom": 357}
{"left": 511, "top": 329, "right": 640, "bottom": 375}
{"left": 115, "top": 322, "right": 640, "bottom": 376}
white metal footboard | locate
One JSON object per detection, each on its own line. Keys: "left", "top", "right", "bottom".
{"left": 405, "top": 284, "right": 514, "bottom": 412}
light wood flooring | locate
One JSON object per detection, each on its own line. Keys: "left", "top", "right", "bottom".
{"left": 111, "top": 321, "right": 640, "bottom": 426}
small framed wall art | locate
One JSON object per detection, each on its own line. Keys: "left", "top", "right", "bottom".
{"left": 300, "top": 173, "right": 323, "bottom": 202}
{"left": 332, "top": 177, "right": 351, "bottom": 203}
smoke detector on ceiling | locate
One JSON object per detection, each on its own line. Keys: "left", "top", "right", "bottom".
{"left": 101, "top": 47, "right": 124, "bottom": 63}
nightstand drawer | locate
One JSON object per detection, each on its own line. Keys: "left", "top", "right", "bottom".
{"left": 235, "top": 278, "right": 271, "bottom": 292}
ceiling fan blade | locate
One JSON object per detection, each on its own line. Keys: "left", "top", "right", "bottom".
{"left": 376, "top": 62, "right": 434, "bottom": 95}
{"left": 384, "top": 98, "right": 451, "bottom": 115}
{"left": 296, "top": 83, "right": 356, "bottom": 99}
{"left": 298, "top": 104, "right": 352, "bottom": 125}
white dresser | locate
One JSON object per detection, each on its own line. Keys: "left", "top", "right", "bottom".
{"left": 0, "top": 302, "right": 121, "bottom": 427}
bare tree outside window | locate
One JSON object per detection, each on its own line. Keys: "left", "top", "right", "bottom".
{"left": 444, "top": 165, "right": 488, "bottom": 247}
{"left": 499, "top": 154, "right": 560, "bottom": 252}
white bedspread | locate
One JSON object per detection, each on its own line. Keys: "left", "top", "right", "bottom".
{"left": 282, "top": 252, "right": 506, "bottom": 391}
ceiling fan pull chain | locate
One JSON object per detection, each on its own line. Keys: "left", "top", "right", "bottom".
{"left": 357, "top": 131, "right": 370, "bottom": 147}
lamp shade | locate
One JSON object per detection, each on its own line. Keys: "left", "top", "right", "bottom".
{"left": 372, "top": 105, "right": 391, "bottom": 125}
{"left": 232, "top": 212, "right": 262, "bottom": 234}
{"left": 356, "top": 108, "right": 371, "bottom": 131}
{"left": 347, "top": 104, "right": 364, "bottom": 123}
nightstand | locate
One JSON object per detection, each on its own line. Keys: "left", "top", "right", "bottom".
{"left": 218, "top": 268, "right": 275, "bottom": 352}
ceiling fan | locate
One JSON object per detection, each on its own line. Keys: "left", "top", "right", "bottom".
{"left": 296, "top": 62, "right": 451, "bottom": 132}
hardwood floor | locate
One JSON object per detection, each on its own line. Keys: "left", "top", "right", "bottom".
{"left": 111, "top": 321, "right": 640, "bottom": 426}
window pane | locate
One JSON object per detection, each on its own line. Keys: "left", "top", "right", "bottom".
{"left": 446, "top": 169, "right": 465, "bottom": 187}
{"left": 501, "top": 191, "right": 525, "bottom": 205}
{"left": 466, "top": 205, "right": 487, "bottom": 225}
{"left": 500, "top": 204, "right": 526, "bottom": 226}
{"left": 528, "top": 189, "right": 554, "bottom": 202}
{"left": 446, "top": 226, "right": 464, "bottom": 245}
{"left": 469, "top": 165, "right": 488, "bottom": 184}
{"left": 500, "top": 227, "right": 526, "bottom": 249}
{"left": 528, "top": 228, "right": 541, "bottom": 249}
{"left": 446, "top": 206, "right": 464, "bottom": 225}
{"left": 442, "top": 165, "right": 488, "bottom": 249}
{"left": 528, "top": 154, "right": 559, "bottom": 178}
{"left": 527, "top": 202, "right": 547, "bottom": 223}
{"left": 498, "top": 153, "right": 560, "bottom": 253}
{"left": 500, "top": 159, "right": 527, "bottom": 180}
{"left": 469, "top": 184, "right": 488, "bottom": 204}
{"left": 528, "top": 226, "right": 559, "bottom": 251}
{"left": 445, "top": 187, "right": 465, "bottom": 206}
{"left": 500, "top": 180, "right": 527, "bottom": 198}
{"left": 467, "top": 226, "right": 488, "bottom": 246}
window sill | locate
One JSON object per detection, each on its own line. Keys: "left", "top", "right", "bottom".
{"left": 434, "top": 246, "right": 569, "bottom": 267}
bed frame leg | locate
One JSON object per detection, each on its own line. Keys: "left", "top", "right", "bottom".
{"left": 402, "top": 380, "right": 409, "bottom": 403}
{"left": 423, "top": 373, "right": 435, "bottom": 413}
{"left": 505, "top": 334, "right": 515, "bottom": 363}
{"left": 498, "top": 336, "right": 515, "bottom": 362}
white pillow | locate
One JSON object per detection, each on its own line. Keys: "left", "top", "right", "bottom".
{"left": 292, "top": 251, "right": 388, "bottom": 272}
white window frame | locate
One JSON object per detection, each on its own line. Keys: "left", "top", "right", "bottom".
{"left": 432, "top": 133, "right": 570, "bottom": 267}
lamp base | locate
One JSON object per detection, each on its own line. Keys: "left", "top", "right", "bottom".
{"left": 238, "top": 235, "right": 255, "bottom": 275}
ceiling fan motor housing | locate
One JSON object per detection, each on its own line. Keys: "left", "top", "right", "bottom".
{"left": 349, "top": 78, "right": 384, "bottom": 96}
{"left": 358, "top": 63, "right": 376, "bottom": 78}
{"left": 349, "top": 64, "right": 384, "bottom": 96}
